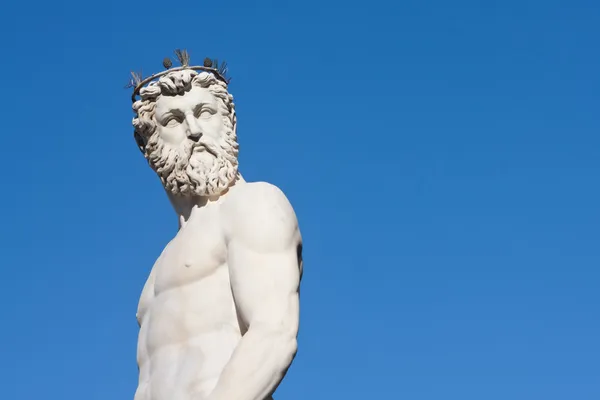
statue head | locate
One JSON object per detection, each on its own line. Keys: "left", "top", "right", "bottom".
{"left": 132, "top": 69, "right": 238, "bottom": 197}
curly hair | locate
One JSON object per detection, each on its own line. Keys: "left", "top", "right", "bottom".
{"left": 132, "top": 69, "right": 237, "bottom": 157}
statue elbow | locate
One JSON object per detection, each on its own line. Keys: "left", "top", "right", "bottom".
{"left": 264, "top": 327, "right": 298, "bottom": 365}
{"left": 278, "top": 333, "right": 298, "bottom": 366}
{"left": 285, "top": 336, "right": 298, "bottom": 361}
{"left": 250, "top": 319, "right": 299, "bottom": 365}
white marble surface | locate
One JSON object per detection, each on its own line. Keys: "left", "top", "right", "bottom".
{"left": 131, "top": 69, "right": 302, "bottom": 400}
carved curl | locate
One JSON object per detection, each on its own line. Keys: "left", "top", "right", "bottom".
{"left": 132, "top": 70, "right": 237, "bottom": 156}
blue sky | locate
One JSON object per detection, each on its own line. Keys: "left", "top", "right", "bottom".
{"left": 1, "top": 0, "right": 599, "bottom": 399}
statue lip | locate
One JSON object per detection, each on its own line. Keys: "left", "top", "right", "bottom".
{"left": 192, "top": 143, "right": 217, "bottom": 157}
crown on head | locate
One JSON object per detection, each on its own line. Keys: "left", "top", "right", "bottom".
{"left": 128, "top": 49, "right": 231, "bottom": 103}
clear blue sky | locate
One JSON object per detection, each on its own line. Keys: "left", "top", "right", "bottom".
{"left": 1, "top": 0, "right": 599, "bottom": 399}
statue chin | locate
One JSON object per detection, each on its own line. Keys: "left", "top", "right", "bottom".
{"left": 186, "top": 153, "right": 238, "bottom": 196}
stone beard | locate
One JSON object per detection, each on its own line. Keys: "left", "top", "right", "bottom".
{"left": 133, "top": 70, "right": 239, "bottom": 196}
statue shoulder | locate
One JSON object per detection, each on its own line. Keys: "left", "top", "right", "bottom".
{"left": 222, "top": 182, "right": 300, "bottom": 251}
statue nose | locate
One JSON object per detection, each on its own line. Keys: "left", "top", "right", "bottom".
{"left": 186, "top": 114, "right": 202, "bottom": 139}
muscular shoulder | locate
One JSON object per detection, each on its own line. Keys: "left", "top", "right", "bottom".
{"left": 221, "top": 182, "right": 300, "bottom": 252}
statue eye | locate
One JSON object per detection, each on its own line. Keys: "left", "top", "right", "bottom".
{"left": 195, "top": 106, "right": 215, "bottom": 119}
{"left": 163, "top": 115, "right": 182, "bottom": 127}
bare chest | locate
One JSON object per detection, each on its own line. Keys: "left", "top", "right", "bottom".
{"left": 153, "top": 214, "right": 227, "bottom": 295}
{"left": 136, "top": 209, "right": 235, "bottom": 335}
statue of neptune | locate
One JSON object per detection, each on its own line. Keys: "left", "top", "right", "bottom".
{"left": 130, "top": 55, "right": 302, "bottom": 400}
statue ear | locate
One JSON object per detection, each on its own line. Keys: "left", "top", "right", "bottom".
{"left": 134, "top": 131, "right": 146, "bottom": 154}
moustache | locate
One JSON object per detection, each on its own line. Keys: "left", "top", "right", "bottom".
{"left": 190, "top": 138, "right": 220, "bottom": 158}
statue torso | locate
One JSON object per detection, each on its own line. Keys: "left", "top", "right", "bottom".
{"left": 135, "top": 202, "right": 242, "bottom": 400}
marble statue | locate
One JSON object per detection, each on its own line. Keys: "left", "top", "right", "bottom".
{"left": 129, "top": 51, "right": 303, "bottom": 400}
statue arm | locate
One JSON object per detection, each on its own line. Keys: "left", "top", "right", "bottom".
{"left": 208, "top": 183, "right": 302, "bottom": 400}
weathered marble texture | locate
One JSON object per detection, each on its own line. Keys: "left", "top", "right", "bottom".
{"left": 131, "top": 68, "right": 302, "bottom": 400}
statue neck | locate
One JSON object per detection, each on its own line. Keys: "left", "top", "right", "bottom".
{"left": 166, "top": 173, "right": 245, "bottom": 229}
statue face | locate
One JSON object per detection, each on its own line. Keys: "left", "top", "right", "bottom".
{"left": 144, "top": 84, "right": 238, "bottom": 197}
{"left": 154, "top": 86, "right": 225, "bottom": 150}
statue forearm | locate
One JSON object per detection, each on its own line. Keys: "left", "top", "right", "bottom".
{"left": 205, "top": 326, "right": 297, "bottom": 400}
